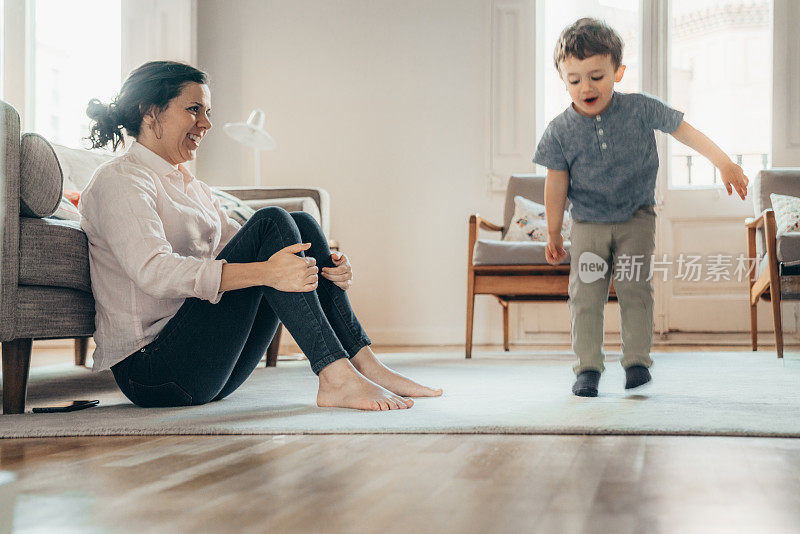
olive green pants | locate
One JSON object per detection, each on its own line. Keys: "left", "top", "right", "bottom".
{"left": 568, "top": 206, "right": 656, "bottom": 374}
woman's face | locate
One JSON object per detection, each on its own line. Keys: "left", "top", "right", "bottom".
{"left": 140, "top": 82, "right": 212, "bottom": 166}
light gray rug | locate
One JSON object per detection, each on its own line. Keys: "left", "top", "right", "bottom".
{"left": 2, "top": 351, "right": 799, "bottom": 438}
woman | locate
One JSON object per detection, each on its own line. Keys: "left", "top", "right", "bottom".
{"left": 80, "top": 61, "right": 441, "bottom": 410}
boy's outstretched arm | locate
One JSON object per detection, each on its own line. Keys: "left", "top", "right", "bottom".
{"left": 545, "top": 168, "right": 569, "bottom": 265}
{"left": 670, "top": 120, "right": 749, "bottom": 200}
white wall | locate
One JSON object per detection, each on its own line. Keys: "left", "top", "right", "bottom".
{"left": 196, "top": 0, "right": 537, "bottom": 345}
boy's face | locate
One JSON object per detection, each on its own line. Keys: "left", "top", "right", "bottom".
{"left": 559, "top": 54, "right": 625, "bottom": 117}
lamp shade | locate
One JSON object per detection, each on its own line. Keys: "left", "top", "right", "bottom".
{"left": 223, "top": 109, "right": 276, "bottom": 150}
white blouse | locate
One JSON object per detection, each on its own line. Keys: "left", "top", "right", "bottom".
{"left": 79, "top": 141, "right": 242, "bottom": 371}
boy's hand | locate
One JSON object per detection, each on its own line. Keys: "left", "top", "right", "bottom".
{"left": 719, "top": 161, "right": 749, "bottom": 200}
{"left": 545, "top": 233, "right": 567, "bottom": 265}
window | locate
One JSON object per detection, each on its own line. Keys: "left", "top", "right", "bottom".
{"left": 538, "top": 0, "right": 640, "bottom": 131}
{"left": 30, "top": 0, "right": 121, "bottom": 148}
{"left": 0, "top": 0, "right": 5, "bottom": 100}
{"left": 536, "top": 0, "right": 772, "bottom": 190}
{"left": 668, "top": 0, "right": 771, "bottom": 188}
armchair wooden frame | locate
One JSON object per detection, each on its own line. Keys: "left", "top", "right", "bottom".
{"left": 466, "top": 213, "right": 599, "bottom": 358}
{"left": 746, "top": 208, "right": 784, "bottom": 358}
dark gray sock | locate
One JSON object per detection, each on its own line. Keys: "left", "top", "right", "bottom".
{"left": 572, "top": 370, "right": 600, "bottom": 397}
{"left": 625, "top": 365, "right": 652, "bottom": 389}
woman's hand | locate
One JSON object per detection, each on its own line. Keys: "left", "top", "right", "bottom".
{"left": 545, "top": 233, "right": 567, "bottom": 265}
{"left": 321, "top": 251, "right": 353, "bottom": 291}
{"left": 264, "top": 243, "right": 319, "bottom": 292}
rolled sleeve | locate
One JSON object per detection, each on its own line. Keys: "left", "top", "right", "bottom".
{"left": 639, "top": 93, "right": 684, "bottom": 133}
{"left": 196, "top": 257, "right": 227, "bottom": 304}
{"left": 533, "top": 123, "right": 569, "bottom": 170}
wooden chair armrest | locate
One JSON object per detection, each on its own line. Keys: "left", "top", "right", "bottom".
{"left": 470, "top": 214, "right": 504, "bottom": 233}
{"left": 745, "top": 209, "right": 771, "bottom": 229}
{"left": 468, "top": 214, "right": 504, "bottom": 267}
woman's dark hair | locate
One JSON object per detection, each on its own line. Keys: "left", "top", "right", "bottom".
{"left": 86, "top": 61, "right": 208, "bottom": 151}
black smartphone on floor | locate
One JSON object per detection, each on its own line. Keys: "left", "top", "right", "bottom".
{"left": 32, "top": 400, "right": 99, "bottom": 413}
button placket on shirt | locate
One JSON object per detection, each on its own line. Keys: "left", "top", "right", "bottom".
{"left": 595, "top": 115, "right": 608, "bottom": 154}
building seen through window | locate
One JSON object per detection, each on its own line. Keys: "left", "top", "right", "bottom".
{"left": 669, "top": 0, "right": 771, "bottom": 188}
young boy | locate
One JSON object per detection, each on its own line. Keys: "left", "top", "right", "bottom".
{"left": 533, "top": 18, "right": 749, "bottom": 397}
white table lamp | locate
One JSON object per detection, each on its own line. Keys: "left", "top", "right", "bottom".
{"left": 223, "top": 109, "right": 276, "bottom": 186}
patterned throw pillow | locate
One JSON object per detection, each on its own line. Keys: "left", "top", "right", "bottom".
{"left": 211, "top": 188, "right": 256, "bottom": 225}
{"left": 770, "top": 193, "right": 800, "bottom": 235}
{"left": 52, "top": 196, "right": 81, "bottom": 222}
{"left": 502, "top": 195, "right": 571, "bottom": 242}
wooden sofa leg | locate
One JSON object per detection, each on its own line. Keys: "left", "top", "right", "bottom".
{"left": 771, "top": 292, "right": 783, "bottom": 359}
{"left": 499, "top": 299, "right": 510, "bottom": 352}
{"left": 466, "top": 279, "right": 475, "bottom": 359}
{"left": 265, "top": 323, "right": 282, "bottom": 367}
{"left": 74, "top": 337, "right": 89, "bottom": 366}
{"left": 2, "top": 338, "right": 33, "bottom": 414}
{"left": 750, "top": 299, "right": 758, "bottom": 351}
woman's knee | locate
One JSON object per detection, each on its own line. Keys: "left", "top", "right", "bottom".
{"left": 249, "top": 206, "right": 302, "bottom": 239}
{"left": 289, "top": 211, "right": 321, "bottom": 230}
{"left": 290, "top": 212, "right": 327, "bottom": 244}
{"left": 252, "top": 206, "right": 293, "bottom": 225}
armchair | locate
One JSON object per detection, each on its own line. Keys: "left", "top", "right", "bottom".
{"left": 466, "top": 174, "right": 616, "bottom": 358}
{"left": 746, "top": 169, "right": 800, "bottom": 358}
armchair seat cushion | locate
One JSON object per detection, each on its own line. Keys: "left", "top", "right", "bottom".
{"left": 19, "top": 217, "right": 90, "bottom": 293}
{"left": 473, "top": 238, "right": 572, "bottom": 266}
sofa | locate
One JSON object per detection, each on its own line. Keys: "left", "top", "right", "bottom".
{"left": 0, "top": 99, "right": 330, "bottom": 414}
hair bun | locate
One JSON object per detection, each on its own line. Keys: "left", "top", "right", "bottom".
{"left": 86, "top": 98, "right": 109, "bottom": 121}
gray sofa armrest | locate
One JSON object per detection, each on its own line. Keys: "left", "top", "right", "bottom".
{"left": 1, "top": 100, "right": 22, "bottom": 341}
{"left": 218, "top": 186, "right": 330, "bottom": 236}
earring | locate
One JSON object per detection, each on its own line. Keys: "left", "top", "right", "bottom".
{"left": 153, "top": 118, "right": 163, "bottom": 140}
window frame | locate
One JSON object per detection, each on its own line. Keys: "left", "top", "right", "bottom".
{"left": 534, "top": 0, "right": 776, "bottom": 197}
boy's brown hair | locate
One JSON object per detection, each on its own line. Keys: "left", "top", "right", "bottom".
{"left": 553, "top": 17, "right": 624, "bottom": 72}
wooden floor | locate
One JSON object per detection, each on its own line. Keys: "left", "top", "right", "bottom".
{"left": 2, "top": 344, "right": 800, "bottom": 534}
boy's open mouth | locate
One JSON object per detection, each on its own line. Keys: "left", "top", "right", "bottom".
{"left": 584, "top": 96, "right": 599, "bottom": 105}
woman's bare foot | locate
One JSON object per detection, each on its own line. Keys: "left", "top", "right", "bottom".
{"left": 350, "top": 347, "right": 443, "bottom": 398}
{"left": 316, "top": 358, "right": 413, "bottom": 411}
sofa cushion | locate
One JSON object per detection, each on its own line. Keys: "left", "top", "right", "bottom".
{"left": 770, "top": 193, "right": 800, "bottom": 235}
{"left": 19, "top": 217, "right": 90, "bottom": 292}
{"left": 19, "top": 133, "right": 63, "bottom": 217}
{"left": 210, "top": 188, "right": 257, "bottom": 225}
{"left": 52, "top": 143, "right": 113, "bottom": 191}
{"left": 473, "top": 238, "right": 572, "bottom": 266}
{"left": 503, "top": 195, "right": 571, "bottom": 242}
{"left": 52, "top": 196, "right": 82, "bottom": 222}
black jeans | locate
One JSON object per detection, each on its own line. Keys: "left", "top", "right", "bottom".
{"left": 111, "top": 207, "right": 371, "bottom": 408}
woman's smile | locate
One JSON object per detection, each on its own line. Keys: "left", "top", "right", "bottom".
{"left": 186, "top": 132, "right": 201, "bottom": 149}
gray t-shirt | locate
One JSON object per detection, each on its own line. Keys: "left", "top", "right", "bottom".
{"left": 533, "top": 91, "right": 684, "bottom": 223}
